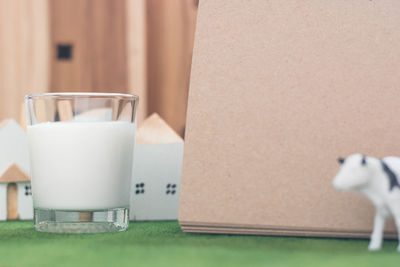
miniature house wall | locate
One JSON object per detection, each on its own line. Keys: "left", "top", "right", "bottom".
{"left": 130, "top": 113, "right": 184, "bottom": 221}
{"left": 0, "top": 119, "right": 32, "bottom": 220}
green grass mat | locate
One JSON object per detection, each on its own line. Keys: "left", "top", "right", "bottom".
{"left": 0, "top": 221, "right": 398, "bottom": 267}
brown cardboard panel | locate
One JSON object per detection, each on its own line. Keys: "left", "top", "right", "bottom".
{"left": 179, "top": 0, "right": 400, "bottom": 236}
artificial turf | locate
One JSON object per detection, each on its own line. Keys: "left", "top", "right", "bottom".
{"left": 0, "top": 221, "right": 398, "bottom": 267}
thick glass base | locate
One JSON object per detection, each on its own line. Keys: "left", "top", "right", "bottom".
{"left": 34, "top": 207, "right": 129, "bottom": 233}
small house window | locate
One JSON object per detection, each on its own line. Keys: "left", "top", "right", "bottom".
{"left": 25, "top": 185, "right": 32, "bottom": 196}
{"left": 57, "top": 44, "right": 73, "bottom": 60}
{"left": 166, "top": 183, "right": 177, "bottom": 195}
{"left": 135, "top": 183, "right": 145, "bottom": 194}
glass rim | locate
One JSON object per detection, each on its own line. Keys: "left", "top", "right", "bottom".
{"left": 25, "top": 92, "right": 139, "bottom": 101}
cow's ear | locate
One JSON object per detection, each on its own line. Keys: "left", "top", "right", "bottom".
{"left": 361, "top": 156, "right": 367, "bottom": 166}
{"left": 338, "top": 157, "right": 345, "bottom": 164}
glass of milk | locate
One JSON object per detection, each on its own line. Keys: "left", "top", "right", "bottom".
{"left": 25, "top": 93, "right": 138, "bottom": 233}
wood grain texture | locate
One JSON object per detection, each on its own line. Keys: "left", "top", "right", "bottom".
{"left": 0, "top": 0, "right": 49, "bottom": 121}
{"left": 57, "top": 100, "right": 73, "bottom": 121}
{"left": 19, "top": 103, "right": 27, "bottom": 131}
{"left": 49, "top": 0, "right": 127, "bottom": 93}
{"left": 0, "top": 0, "right": 195, "bottom": 134}
{"left": 126, "top": 0, "right": 147, "bottom": 123}
{"left": 146, "top": 0, "right": 198, "bottom": 136}
{"left": 6, "top": 183, "right": 18, "bottom": 220}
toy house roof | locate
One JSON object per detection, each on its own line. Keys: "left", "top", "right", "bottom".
{"left": 136, "top": 113, "right": 183, "bottom": 144}
{"left": 0, "top": 163, "right": 30, "bottom": 183}
{"left": 0, "top": 118, "right": 25, "bottom": 132}
{"left": 0, "top": 119, "right": 30, "bottom": 179}
{"left": 0, "top": 119, "right": 12, "bottom": 130}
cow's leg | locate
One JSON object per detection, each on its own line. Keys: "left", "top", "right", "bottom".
{"left": 393, "top": 215, "right": 400, "bottom": 252}
{"left": 387, "top": 197, "right": 400, "bottom": 251}
{"left": 368, "top": 209, "right": 387, "bottom": 251}
{"left": 389, "top": 205, "right": 400, "bottom": 251}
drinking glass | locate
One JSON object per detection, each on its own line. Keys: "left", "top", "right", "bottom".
{"left": 25, "top": 93, "right": 138, "bottom": 233}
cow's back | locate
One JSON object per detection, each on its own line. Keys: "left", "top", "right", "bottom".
{"left": 382, "top": 157, "right": 400, "bottom": 180}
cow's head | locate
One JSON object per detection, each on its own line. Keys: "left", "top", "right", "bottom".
{"left": 333, "top": 154, "right": 373, "bottom": 191}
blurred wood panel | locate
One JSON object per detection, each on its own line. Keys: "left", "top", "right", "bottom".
{"left": 0, "top": 0, "right": 197, "bottom": 136}
{"left": 146, "top": 0, "right": 198, "bottom": 136}
{"left": 49, "top": 0, "right": 127, "bottom": 92}
{"left": 0, "top": 0, "right": 49, "bottom": 121}
{"left": 126, "top": 0, "right": 147, "bottom": 123}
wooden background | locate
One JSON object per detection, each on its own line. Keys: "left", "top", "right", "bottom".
{"left": 0, "top": 0, "right": 198, "bottom": 136}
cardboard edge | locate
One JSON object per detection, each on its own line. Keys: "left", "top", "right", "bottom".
{"left": 180, "top": 224, "right": 397, "bottom": 239}
{"left": 179, "top": 221, "right": 397, "bottom": 239}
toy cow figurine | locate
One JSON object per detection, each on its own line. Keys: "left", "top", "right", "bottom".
{"left": 333, "top": 154, "right": 400, "bottom": 251}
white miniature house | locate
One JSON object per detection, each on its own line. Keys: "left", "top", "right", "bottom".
{"left": 0, "top": 119, "right": 33, "bottom": 220}
{"left": 130, "top": 113, "right": 184, "bottom": 220}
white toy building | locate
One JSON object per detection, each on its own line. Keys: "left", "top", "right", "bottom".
{"left": 333, "top": 154, "right": 400, "bottom": 251}
{"left": 130, "top": 113, "right": 184, "bottom": 221}
{"left": 0, "top": 119, "right": 33, "bottom": 220}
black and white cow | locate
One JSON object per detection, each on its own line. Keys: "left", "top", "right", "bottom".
{"left": 333, "top": 153, "right": 400, "bottom": 251}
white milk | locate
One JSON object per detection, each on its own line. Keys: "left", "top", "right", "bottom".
{"left": 27, "top": 121, "right": 136, "bottom": 210}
